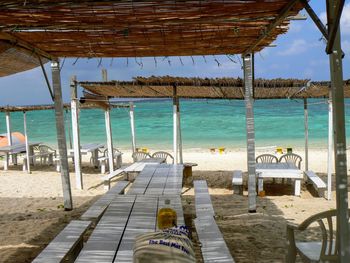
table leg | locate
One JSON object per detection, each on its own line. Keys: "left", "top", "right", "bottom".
{"left": 258, "top": 178, "right": 264, "bottom": 193}
{"left": 294, "top": 179, "right": 301, "bottom": 196}
{"left": 3, "top": 153, "right": 9, "bottom": 170}
{"left": 29, "top": 146, "right": 35, "bottom": 165}
{"left": 92, "top": 150, "right": 99, "bottom": 168}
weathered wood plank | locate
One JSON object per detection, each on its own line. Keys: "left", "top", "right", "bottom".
{"left": 126, "top": 165, "right": 157, "bottom": 195}
{"left": 75, "top": 195, "right": 136, "bottom": 263}
{"left": 33, "top": 220, "right": 92, "bottom": 263}
{"left": 80, "top": 181, "right": 130, "bottom": 222}
{"left": 113, "top": 195, "right": 158, "bottom": 262}
{"left": 194, "top": 217, "right": 235, "bottom": 263}
{"left": 194, "top": 180, "right": 215, "bottom": 218}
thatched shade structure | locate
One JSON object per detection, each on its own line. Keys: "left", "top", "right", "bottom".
{"left": 0, "top": 1, "right": 305, "bottom": 76}
{"left": 79, "top": 77, "right": 350, "bottom": 100}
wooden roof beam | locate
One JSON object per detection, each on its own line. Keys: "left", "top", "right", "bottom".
{"left": 243, "top": 0, "right": 300, "bottom": 56}
{"left": 0, "top": 32, "right": 55, "bottom": 60}
{"left": 300, "top": 0, "right": 329, "bottom": 40}
{"left": 326, "top": 0, "right": 345, "bottom": 54}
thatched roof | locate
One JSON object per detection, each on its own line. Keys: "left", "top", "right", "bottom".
{"left": 79, "top": 77, "right": 350, "bottom": 100}
{"left": 0, "top": 42, "right": 48, "bottom": 77}
{"left": 0, "top": 1, "right": 304, "bottom": 76}
{"left": 0, "top": 103, "right": 129, "bottom": 113}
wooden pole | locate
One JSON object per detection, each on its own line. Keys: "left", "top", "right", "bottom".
{"left": 101, "top": 69, "right": 114, "bottom": 172}
{"left": 327, "top": 90, "right": 333, "bottom": 200}
{"left": 70, "top": 75, "right": 83, "bottom": 190}
{"left": 304, "top": 99, "right": 309, "bottom": 171}
{"left": 65, "top": 109, "right": 73, "bottom": 149}
{"left": 23, "top": 111, "right": 31, "bottom": 174}
{"left": 177, "top": 98, "right": 183, "bottom": 164}
{"left": 173, "top": 86, "right": 178, "bottom": 164}
{"left": 51, "top": 60, "right": 73, "bottom": 211}
{"left": 5, "top": 111, "right": 13, "bottom": 164}
{"left": 129, "top": 102, "right": 137, "bottom": 153}
{"left": 243, "top": 53, "right": 256, "bottom": 213}
{"left": 327, "top": 0, "right": 350, "bottom": 260}
{"left": 105, "top": 107, "right": 114, "bottom": 172}
{"left": 5, "top": 112, "right": 12, "bottom": 146}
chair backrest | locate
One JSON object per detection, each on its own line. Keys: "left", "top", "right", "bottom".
{"left": 103, "top": 148, "right": 121, "bottom": 158}
{"left": 297, "top": 209, "right": 350, "bottom": 262}
{"left": 39, "top": 145, "right": 55, "bottom": 154}
{"left": 278, "top": 153, "right": 302, "bottom": 169}
{"left": 132, "top": 151, "right": 151, "bottom": 162}
{"left": 151, "top": 151, "right": 174, "bottom": 164}
{"left": 256, "top": 154, "right": 278, "bottom": 163}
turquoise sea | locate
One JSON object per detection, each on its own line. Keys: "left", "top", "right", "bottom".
{"left": 1, "top": 99, "right": 350, "bottom": 150}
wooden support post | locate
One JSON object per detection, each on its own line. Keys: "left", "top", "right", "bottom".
{"left": 5, "top": 111, "right": 14, "bottom": 164}
{"left": 177, "top": 98, "right": 183, "bottom": 164}
{"left": 23, "top": 111, "right": 31, "bottom": 174}
{"left": 173, "top": 86, "right": 178, "bottom": 164}
{"left": 243, "top": 53, "right": 256, "bottom": 213}
{"left": 70, "top": 75, "right": 83, "bottom": 190}
{"left": 327, "top": 0, "right": 350, "bottom": 260}
{"left": 327, "top": 90, "right": 333, "bottom": 200}
{"left": 129, "top": 102, "right": 137, "bottom": 153}
{"left": 105, "top": 107, "right": 114, "bottom": 172}
{"left": 304, "top": 99, "right": 309, "bottom": 171}
{"left": 5, "top": 112, "right": 12, "bottom": 146}
{"left": 51, "top": 60, "right": 73, "bottom": 211}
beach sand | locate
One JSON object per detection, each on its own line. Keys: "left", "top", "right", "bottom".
{"left": 0, "top": 149, "right": 344, "bottom": 263}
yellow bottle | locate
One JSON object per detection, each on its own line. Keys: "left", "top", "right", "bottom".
{"left": 157, "top": 199, "right": 177, "bottom": 230}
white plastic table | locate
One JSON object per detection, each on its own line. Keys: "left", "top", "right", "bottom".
{"left": 256, "top": 162, "right": 303, "bottom": 196}
{"left": 69, "top": 143, "right": 105, "bottom": 167}
{"left": 0, "top": 142, "right": 41, "bottom": 170}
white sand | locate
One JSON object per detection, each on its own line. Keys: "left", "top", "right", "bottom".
{"left": 0, "top": 148, "right": 346, "bottom": 262}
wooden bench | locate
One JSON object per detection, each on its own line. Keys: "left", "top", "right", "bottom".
{"left": 32, "top": 220, "right": 92, "bottom": 263}
{"left": 194, "top": 180, "right": 235, "bottom": 262}
{"left": 80, "top": 181, "right": 129, "bottom": 222}
{"left": 232, "top": 170, "right": 243, "bottom": 195}
{"left": 194, "top": 180, "right": 215, "bottom": 218}
{"left": 101, "top": 168, "right": 126, "bottom": 190}
{"left": 304, "top": 171, "right": 327, "bottom": 198}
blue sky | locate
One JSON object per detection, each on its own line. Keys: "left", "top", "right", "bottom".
{"left": 0, "top": 1, "right": 349, "bottom": 105}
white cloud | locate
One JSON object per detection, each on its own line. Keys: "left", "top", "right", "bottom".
{"left": 277, "top": 39, "right": 308, "bottom": 56}
{"left": 320, "top": 2, "right": 350, "bottom": 35}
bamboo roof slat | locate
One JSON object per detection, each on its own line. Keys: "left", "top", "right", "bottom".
{"left": 0, "top": 1, "right": 304, "bottom": 76}
{"left": 79, "top": 77, "right": 350, "bottom": 100}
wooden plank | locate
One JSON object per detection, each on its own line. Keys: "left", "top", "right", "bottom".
{"left": 194, "top": 217, "right": 235, "bottom": 263}
{"left": 114, "top": 195, "right": 158, "bottom": 262}
{"left": 80, "top": 181, "right": 130, "bottom": 221}
{"left": 33, "top": 220, "right": 92, "bottom": 263}
{"left": 76, "top": 195, "right": 136, "bottom": 263}
{"left": 127, "top": 165, "right": 157, "bottom": 195}
{"left": 194, "top": 180, "right": 215, "bottom": 218}
{"left": 144, "top": 165, "right": 170, "bottom": 195}
{"left": 163, "top": 164, "right": 183, "bottom": 195}
{"left": 158, "top": 195, "right": 185, "bottom": 227}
